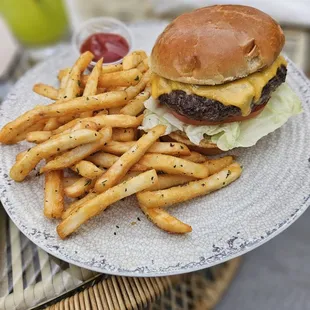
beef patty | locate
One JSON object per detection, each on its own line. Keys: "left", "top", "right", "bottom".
{"left": 158, "top": 65, "right": 287, "bottom": 122}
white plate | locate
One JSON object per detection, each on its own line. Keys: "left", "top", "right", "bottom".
{"left": 1, "top": 24, "right": 310, "bottom": 277}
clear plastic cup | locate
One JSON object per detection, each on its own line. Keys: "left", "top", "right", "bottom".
{"left": 71, "top": 17, "right": 134, "bottom": 68}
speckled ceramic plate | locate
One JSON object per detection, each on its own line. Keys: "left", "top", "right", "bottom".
{"left": 1, "top": 24, "right": 310, "bottom": 277}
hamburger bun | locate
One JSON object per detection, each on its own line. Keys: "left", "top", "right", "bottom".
{"left": 151, "top": 5, "right": 285, "bottom": 85}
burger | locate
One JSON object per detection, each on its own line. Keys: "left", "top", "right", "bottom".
{"left": 141, "top": 5, "right": 302, "bottom": 154}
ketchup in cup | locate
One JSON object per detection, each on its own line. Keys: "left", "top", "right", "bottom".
{"left": 80, "top": 33, "right": 129, "bottom": 63}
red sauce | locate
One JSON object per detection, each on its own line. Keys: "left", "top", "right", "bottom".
{"left": 80, "top": 33, "right": 129, "bottom": 63}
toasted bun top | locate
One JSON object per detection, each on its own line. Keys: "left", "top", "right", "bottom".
{"left": 151, "top": 5, "right": 285, "bottom": 85}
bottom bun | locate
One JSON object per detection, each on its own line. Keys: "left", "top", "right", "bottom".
{"left": 161, "top": 131, "right": 224, "bottom": 156}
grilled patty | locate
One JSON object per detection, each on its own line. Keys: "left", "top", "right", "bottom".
{"left": 158, "top": 65, "right": 287, "bottom": 122}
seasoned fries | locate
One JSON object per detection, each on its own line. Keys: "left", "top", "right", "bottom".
{"left": 137, "top": 163, "right": 242, "bottom": 208}
{"left": 71, "top": 160, "right": 105, "bottom": 179}
{"left": 40, "top": 127, "right": 112, "bottom": 172}
{"left": 57, "top": 169, "right": 158, "bottom": 239}
{"left": 101, "top": 141, "right": 190, "bottom": 156}
{"left": 44, "top": 170, "right": 64, "bottom": 219}
{"left": 112, "top": 128, "right": 136, "bottom": 142}
{"left": 138, "top": 154, "right": 209, "bottom": 178}
{"left": 0, "top": 49, "right": 243, "bottom": 237}
{"left": 82, "top": 68, "right": 142, "bottom": 88}
{"left": 95, "top": 125, "right": 166, "bottom": 193}
{"left": 120, "top": 91, "right": 150, "bottom": 116}
{"left": 64, "top": 177, "right": 96, "bottom": 198}
{"left": 10, "top": 129, "right": 101, "bottom": 181}
{"left": 33, "top": 84, "right": 58, "bottom": 100}
{"left": 139, "top": 205, "right": 192, "bottom": 234}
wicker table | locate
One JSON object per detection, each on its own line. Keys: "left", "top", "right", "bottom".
{"left": 0, "top": 204, "right": 241, "bottom": 310}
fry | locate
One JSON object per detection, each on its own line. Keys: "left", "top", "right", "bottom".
{"left": 16, "top": 150, "right": 27, "bottom": 162}
{"left": 125, "top": 69, "right": 151, "bottom": 100}
{"left": 138, "top": 154, "right": 209, "bottom": 178}
{"left": 57, "top": 169, "right": 158, "bottom": 239}
{"left": 58, "top": 68, "right": 70, "bottom": 99}
{"left": 63, "top": 176, "right": 80, "bottom": 188}
{"left": 40, "top": 127, "right": 112, "bottom": 172}
{"left": 9, "top": 120, "right": 46, "bottom": 144}
{"left": 87, "top": 152, "right": 119, "bottom": 168}
{"left": 64, "top": 51, "right": 94, "bottom": 99}
{"left": 137, "top": 163, "right": 242, "bottom": 208}
{"left": 44, "top": 169, "right": 64, "bottom": 219}
{"left": 82, "top": 69, "right": 142, "bottom": 88}
{"left": 35, "top": 120, "right": 98, "bottom": 144}
{"left": 123, "top": 51, "right": 147, "bottom": 70}
{"left": 71, "top": 160, "right": 105, "bottom": 179}
{"left": 53, "top": 114, "right": 141, "bottom": 135}
{"left": 43, "top": 118, "right": 60, "bottom": 131}
{"left": 180, "top": 152, "right": 207, "bottom": 163}
{"left": 26, "top": 131, "right": 52, "bottom": 143}
{"left": 112, "top": 128, "right": 136, "bottom": 142}
{"left": 33, "top": 84, "right": 58, "bottom": 100}
{"left": 62, "top": 192, "right": 97, "bottom": 220}
{"left": 120, "top": 91, "right": 150, "bottom": 116}
{"left": 147, "top": 174, "right": 196, "bottom": 191}
{"left": 108, "top": 107, "right": 122, "bottom": 114}
{"left": 139, "top": 204, "right": 192, "bottom": 234}
{"left": 80, "top": 58, "right": 103, "bottom": 118}
{"left": 136, "top": 58, "right": 149, "bottom": 73}
{"left": 100, "top": 141, "right": 190, "bottom": 156}
{"left": 95, "top": 125, "right": 166, "bottom": 193}
{"left": 0, "top": 91, "right": 127, "bottom": 144}
{"left": 10, "top": 129, "right": 101, "bottom": 181}
{"left": 64, "top": 177, "right": 95, "bottom": 198}
{"left": 205, "top": 156, "right": 234, "bottom": 175}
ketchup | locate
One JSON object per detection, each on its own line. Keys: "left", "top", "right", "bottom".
{"left": 80, "top": 33, "right": 129, "bottom": 63}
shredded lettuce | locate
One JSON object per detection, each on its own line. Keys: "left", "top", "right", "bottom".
{"left": 140, "top": 83, "right": 302, "bottom": 151}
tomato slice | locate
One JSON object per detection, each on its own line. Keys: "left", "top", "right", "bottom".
{"left": 170, "top": 103, "right": 267, "bottom": 126}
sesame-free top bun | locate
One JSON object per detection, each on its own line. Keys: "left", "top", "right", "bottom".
{"left": 151, "top": 5, "right": 285, "bottom": 85}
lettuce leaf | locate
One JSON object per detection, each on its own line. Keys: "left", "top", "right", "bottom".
{"left": 140, "top": 83, "right": 302, "bottom": 151}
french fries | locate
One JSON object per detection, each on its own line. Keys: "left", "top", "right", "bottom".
{"left": 180, "top": 151, "right": 207, "bottom": 163}
{"left": 0, "top": 91, "right": 127, "bottom": 144}
{"left": 10, "top": 129, "right": 101, "bottom": 181}
{"left": 61, "top": 192, "right": 97, "bottom": 220}
{"left": 137, "top": 163, "right": 242, "bottom": 209}
{"left": 205, "top": 156, "right": 234, "bottom": 175}
{"left": 26, "top": 131, "right": 52, "bottom": 143}
{"left": 123, "top": 50, "right": 147, "bottom": 70}
{"left": 64, "top": 177, "right": 96, "bottom": 198}
{"left": 40, "top": 127, "right": 112, "bottom": 172}
{"left": 138, "top": 205, "right": 192, "bottom": 234}
{"left": 82, "top": 68, "right": 142, "bottom": 88}
{"left": 44, "top": 169, "right": 64, "bottom": 219}
{"left": 63, "top": 176, "right": 80, "bottom": 188}
{"left": 0, "top": 49, "right": 243, "bottom": 237}
{"left": 33, "top": 84, "right": 58, "bottom": 100}
{"left": 80, "top": 58, "right": 103, "bottom": 118}
{"left": 112, "top": 128, "right": 136, "bottom": 142}
{"left": 95, "top": 125, "right": 166, "bottom": 193}
{"left": 120, "top": 91, "right": 150, "bottom": 116}
{"left": 100, "top": 141, "right": 190, "bottom": 156}
{"left": 138, "top": 154, "right": 209, "bottom": 179}
{"left": 57, "top": 169, "right": 158, "bottom": 239}
{"left": 71, "top": 160, "right": 105, "bottom": 179}
{"left": 147, "top": 174, "right": 196, "bottom": 191}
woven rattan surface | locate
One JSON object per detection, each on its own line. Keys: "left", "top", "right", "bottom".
{"left": 45, "top": 258, "right": 241, "bottom": 310}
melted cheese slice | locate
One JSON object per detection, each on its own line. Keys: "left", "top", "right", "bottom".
{"left": 151, "top": 56, "right": 287, "bottom": 116}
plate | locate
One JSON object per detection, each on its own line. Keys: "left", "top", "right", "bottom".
{"left": 1, "top": 24, "right": 310, "bottom": 277}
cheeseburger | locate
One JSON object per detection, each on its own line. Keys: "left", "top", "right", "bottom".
{"left": 141, "top": 5, "right": 302, "bottom": 154}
